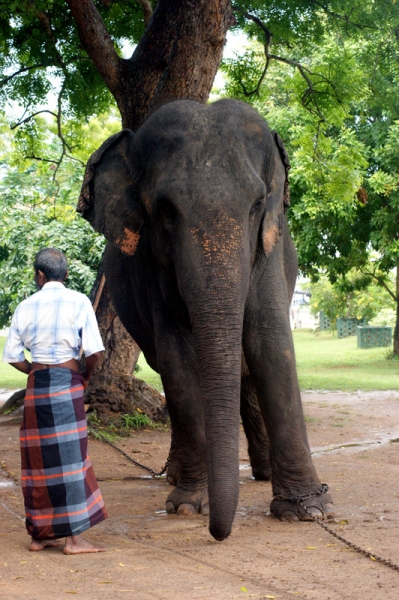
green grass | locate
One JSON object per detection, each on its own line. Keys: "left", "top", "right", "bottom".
{"left": 135, "top": 353, "right": 162, "bottom": 391}
{"left": 0, "top": 337, "right": 31, "bottom": 389}
{"left": 1, "top": 330, "right": 398, "bottom": 393}
{"left": 293, "top": 329, "right": 399, "bottom": 391}
{"left": 0, "top": 335, "right": 163, "bottom": 391}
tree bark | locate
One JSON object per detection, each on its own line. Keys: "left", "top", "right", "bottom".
{"left": 66, "top": 0, "right": 234, "bottom": 130}
{"left": 85, "top": 273, "right": 167, "bottom": 422}
{"left": 66, "top": 0, "right": 233, "bottom": 418}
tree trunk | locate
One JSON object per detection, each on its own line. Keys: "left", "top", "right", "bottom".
{"left": 85, "top": 267, "right": 167, "bottom": 423}
{"left": 394, "top": 261, "right": 399, "bottom": 357}
{"left": 67, "top": 0, "right": 233, "bottom": 417}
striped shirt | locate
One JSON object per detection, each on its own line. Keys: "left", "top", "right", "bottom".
{"left": 2, "top": 282, "right": 104, "bottom": 364}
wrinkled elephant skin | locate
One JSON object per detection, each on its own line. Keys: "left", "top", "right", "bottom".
{"left": 78, "top": 99, "right": 334, "bottom": 540}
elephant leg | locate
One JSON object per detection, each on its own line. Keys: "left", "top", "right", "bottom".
{"left": 240, "top": 373, "right": 271, "bottom": 481}
{"left": 243, "top": 252, "right": 334, "bottom": 521}
{"left": 165, "top": 426, "right": 181, "bottom": 487}
{"left": 155, "top": 327, "right": 209, "bottom": 516}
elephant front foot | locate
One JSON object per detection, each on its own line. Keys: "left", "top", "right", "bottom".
{"left": 270, "top": 488, "right": 335, "bottom": 522}
{"left": 166, "top": 486, "right": 209, "bottom": 516}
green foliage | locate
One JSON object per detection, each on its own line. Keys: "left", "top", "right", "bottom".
{"left": 0, "top": 115, "right": 115, "bottom": 328}
{"left": 120, "top": 411, "right": 153, "bottom": 430}
{"left": 223, "top": 3, "right": 399, "bottom": 352}
{"left": 0, "top": 0, "right": 145, "bottom": 123}
{"left": 308, "top": 271, "right": 394, "bottom": 327}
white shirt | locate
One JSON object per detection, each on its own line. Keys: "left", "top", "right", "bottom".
{"left": 2, "top": 282, "right": 104, "bottom": 364}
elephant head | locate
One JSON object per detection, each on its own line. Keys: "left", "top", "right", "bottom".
{"left": 77, "top": 99, "right": 290, "bottom": 540}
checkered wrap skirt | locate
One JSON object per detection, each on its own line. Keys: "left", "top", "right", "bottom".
{"left": 20, "top": 368, "right": 108, "bottom": 539}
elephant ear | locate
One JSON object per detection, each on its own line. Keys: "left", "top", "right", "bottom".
{"left": 77, "top": 129, "right": 143, "bottom": 256}
{"left": 261, "top": 131, "right": 291, "bottom": 257}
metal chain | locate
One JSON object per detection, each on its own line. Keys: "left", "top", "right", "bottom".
{"left": 88, "top": 425, "right": 170, "bottom": 478}
{"left": 274, "top": 484, "right": 399, "bottom": 573}
{"left": 91, "top": 431, "right": 399, "bottom": 572}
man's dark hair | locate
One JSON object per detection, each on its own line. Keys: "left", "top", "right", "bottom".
{"left": 34, "top": 248, "right": 68, "bottom": 281}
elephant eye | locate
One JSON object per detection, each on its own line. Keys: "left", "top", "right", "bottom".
{"left": 158, "top": 198, "right": 177, "bottom": 225}
{"left": 250, "top": 198, "right": 264, "bottom": 215}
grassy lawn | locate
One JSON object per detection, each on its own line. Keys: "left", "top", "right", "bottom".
{"left": 293, "top": 329, "right": 399, "bottom": 391}
{"left": 1, "top": 330, "right": 398, "bottom": 393}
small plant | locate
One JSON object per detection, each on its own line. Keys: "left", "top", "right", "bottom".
{"left": 385, "top": 349, "right": 399, "bottom": 361}
{"left": 87, "top": 409, "right": 99, "bottom": 424}
{"left": 120, "top": 411, "right": 153, "bottom": 430}
{"left": 304, "top": 415, "right": 320, "bottom": 424}
{"left": 88, "top": 427, "right": 120, "bottom": 443}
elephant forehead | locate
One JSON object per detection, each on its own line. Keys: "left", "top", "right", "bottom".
{"left": 148, "top": 153, "right": 264, "bottom": 203}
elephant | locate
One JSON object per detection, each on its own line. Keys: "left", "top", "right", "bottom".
{"left": 77, "top": 98, "right": 334, "bottom": 541}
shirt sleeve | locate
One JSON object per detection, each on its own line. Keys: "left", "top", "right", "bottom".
{"left": 80, "top": 298, "right": 105, "bottom": 357}
{"left": 2, "top": 309, "right": 26, "bottom": 363}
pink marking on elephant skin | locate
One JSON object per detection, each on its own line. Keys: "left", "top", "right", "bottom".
{"left": 262, "top": 222, "right": 279, "bottom": 257}
{"left": 116, "top": 228, "right": 140, "bottom": 255}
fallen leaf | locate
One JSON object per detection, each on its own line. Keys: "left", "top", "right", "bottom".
{"left": 265, "top": 596, "right": 275, "bottom": 599}
{"left": 306, "top": 546, "right": 317, "bottom": 550}
{"left": 370, "top": 556, "right": 377, "bottom": 561}
{"left": 240, "top": 587, "right": 248, "bottom": 592}
{"left": 13, "top": 577, "right": 24, "bottom": 580}
{"left": 118, "top": 563, "right": 126, "bottom": 567}
{"left": 98, "top": 581, "right": 113, "bottom": 584}
{"left": 64, "top": 591, "right": 78, "bottom": 595}
{"left": 338, "top": 519, "right": 349, "bottom": 525}
{"left": 20, "top": 561, "right": 27, "bottom": 565}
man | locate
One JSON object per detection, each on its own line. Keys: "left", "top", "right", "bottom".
{"left": 2, "top": 248, "right": 108, "bottom": 554}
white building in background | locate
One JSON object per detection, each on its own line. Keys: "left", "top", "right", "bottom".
{"left": 290, "top": 289, "right": 319, "bottom": 330}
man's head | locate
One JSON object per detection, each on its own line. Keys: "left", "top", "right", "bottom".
{"left": 34, "top": 248, "right": 68, "bottom": 289}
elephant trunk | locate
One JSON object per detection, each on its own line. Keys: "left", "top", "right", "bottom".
{"left": 189, "top": 288, "right": 246, "bottom": 541}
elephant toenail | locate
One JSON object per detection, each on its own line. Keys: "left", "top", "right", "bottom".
{"left": 280, "top": 511, "right": 299, "bottom": 522}
{"left": 166, "top": 502, "right": 176, "bottom": 514}
{"left": 177, "top": 503, "right": 196, "bottom": 516}
{"left": 201, "top": 504, "right": 210, "bottom": 516}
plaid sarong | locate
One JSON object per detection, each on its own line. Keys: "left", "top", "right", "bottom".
{"left": 20, "top": 368, "right": 108, "bottom": 539}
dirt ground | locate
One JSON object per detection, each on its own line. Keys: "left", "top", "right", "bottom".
{"left": 1, "top": 389, "right": 399, "bottom": 600}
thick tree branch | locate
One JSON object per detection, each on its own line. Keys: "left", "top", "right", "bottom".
{"left": 136, "top": 0, "right": 153, "bottom": 26}
{"left": 65, "top": 0, "right": 123, "bottom": 97}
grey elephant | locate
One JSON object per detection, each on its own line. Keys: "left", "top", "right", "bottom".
{"left": 77, "top": 99, "right": 334, "bottom": 541}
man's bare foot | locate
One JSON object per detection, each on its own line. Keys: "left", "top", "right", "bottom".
{"left": 29, "top": 538, "right": 62, "bottom": 551}
{"left": 63, "top": 534, "right": 107, "bottom": 555}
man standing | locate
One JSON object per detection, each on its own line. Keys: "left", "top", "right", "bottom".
{"left": 2, "top": 248, "right": 108, "bottom": 554}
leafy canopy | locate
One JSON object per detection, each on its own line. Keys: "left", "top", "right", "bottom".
{"left": 0, "top": 111, "right": 122, "bottom": 328}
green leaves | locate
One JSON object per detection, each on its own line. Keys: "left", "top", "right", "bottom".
{"left": 0, "top": 116, "right": 107, "bottom": 328}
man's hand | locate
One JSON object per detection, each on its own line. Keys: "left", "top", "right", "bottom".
{"left": 9, "top": 359, "right": 32, "bottom": 375}
{"left": 82, "top": 352, "right": 102, "bottom": 389}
